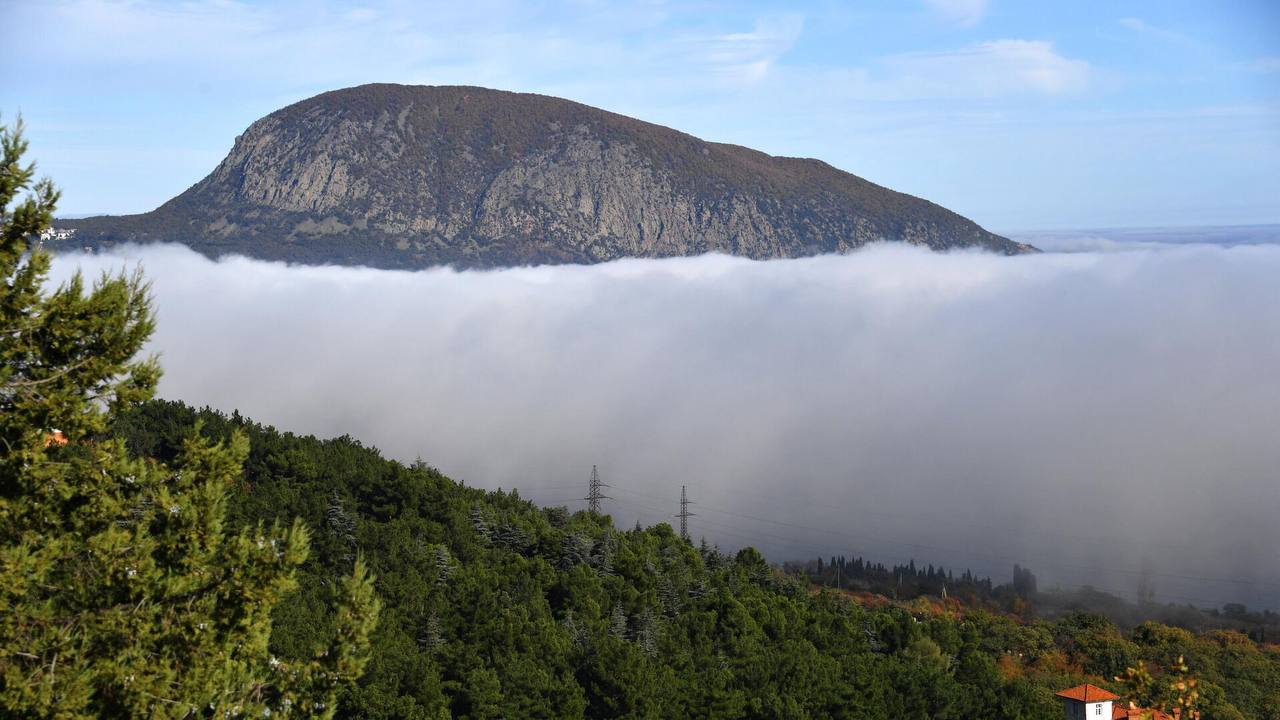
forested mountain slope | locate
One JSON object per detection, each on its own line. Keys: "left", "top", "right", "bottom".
{"left": 111, "top": 401, "right": 1280, "bottom": 719}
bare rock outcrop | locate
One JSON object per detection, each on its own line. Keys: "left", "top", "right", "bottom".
{"left": 61, "top": 84, "right": 1034, "bottom": 267}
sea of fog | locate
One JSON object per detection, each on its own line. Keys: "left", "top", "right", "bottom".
{"left": 48, "top": 229, "right": 1280, "bottom": 610}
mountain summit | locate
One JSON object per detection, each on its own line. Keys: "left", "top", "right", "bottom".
{"left": 61, "top": 84, "right": 1034, "bottom": 266}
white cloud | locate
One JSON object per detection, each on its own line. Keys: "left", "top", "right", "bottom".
{"left": 699, "top": 15, "right": 805, "bottom": 84}
{"left": 713, "top": 37, "right": 1091, "bottom": 110}
{"left": 1118, "top": 16, "right": 1192, "bottom": 45}
{"left": 923, "top": 0, "right": 989, "bottom": 28}
{"left": 26, "top": 0, "right": 636, "bottom": 90}
{"left": 882, "top": 39, "right": 1090, "bottom": 97}
{"left": 1118, "top": 16, "right": 1149, "bottom": 32}
{"left": 48, "top": 242, "right": 1280, "bottom": 608}
{"left": 344, "top": 7, "right": 378, "bottom": 23}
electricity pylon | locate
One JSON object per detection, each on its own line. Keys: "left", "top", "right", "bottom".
{"left": 585, "top": 465, "right": 611, "bottom": 514}
{"left": 676, "top": 485, "right": 695, "bottom": 541}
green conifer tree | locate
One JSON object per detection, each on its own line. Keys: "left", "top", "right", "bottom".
{"left": 0, "top": 118, "right": 379, "bottom": 718}
{"left": 609, "top": 603, "right": 628, "bottom": 640}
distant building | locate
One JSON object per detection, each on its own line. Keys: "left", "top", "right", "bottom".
{"left": 1058, "top": 684, "right": 1117, "bottom": 719}
{"left": 1056, "top": 684, "right": 1176, "bottom": 720}
{"left": 38, "top": 227, "right": 76, "bottom": 242}
{"left": 43, "top": 429, "right": 68, "bottom": 448}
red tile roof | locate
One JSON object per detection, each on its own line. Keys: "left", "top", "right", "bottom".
{"left": 1055, "top": 683, "right": 1178, "bottom": 719}
{"left": 1056, "top": 684, "right": 1122, "bottom": 702}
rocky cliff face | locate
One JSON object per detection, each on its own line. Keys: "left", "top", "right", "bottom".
{"left": 62, "top": 84, "right": 1034, "bottom": 266}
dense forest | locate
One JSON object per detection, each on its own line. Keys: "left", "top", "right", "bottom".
{"left": 109, "top": 400, "right": 1280, "bottom": 719}
{"left": 792, "top": 556, "right": 1279, "bottom": 643}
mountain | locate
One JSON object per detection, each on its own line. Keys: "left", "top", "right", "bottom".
{"left": 58, "top": 84, "right": 1035, "bottom": 267}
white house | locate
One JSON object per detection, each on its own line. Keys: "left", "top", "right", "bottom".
{"left": 1056, "top": 684, "right": 1176, "bottom": 720}
{"left": 1057, "top": 684, "right": 1117, "bottom": 720}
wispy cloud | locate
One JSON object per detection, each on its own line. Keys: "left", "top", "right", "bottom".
{"left": 344, "top": 7, "right": 378, "bottom": 23}
{"left": 700, "top": 15, "right": 805, "bottom": 84}
{"left": 28, "top": 0, "right": 640, "bottom": 90}
{"left": 923, "top": 0, "right": 989, "bottom": 28}
{"left": 1118, "top": 16, "right": 1193, "bottom": 45}
{"left": 1118, "top": 17, "right": 1152, "bottom": 33}
{"left": 879, "top": 39, "right": 1090, "bottom": 98}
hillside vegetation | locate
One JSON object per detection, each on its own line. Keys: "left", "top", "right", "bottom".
{"left": 112, "top": 401, "right": 1280, "bottom": 719}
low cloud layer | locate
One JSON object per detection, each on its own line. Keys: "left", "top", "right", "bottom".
{"left": 50, "top": 242, "right": 1280, "bottom": 609}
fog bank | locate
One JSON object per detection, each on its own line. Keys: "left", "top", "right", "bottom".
{"left": 51, "top": 242, "right": 1280, "bottom": 609}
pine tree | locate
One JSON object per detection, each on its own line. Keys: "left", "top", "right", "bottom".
{"left": 0, "top": 118, "right": 378, "bottom": 719}
{"left": 434, "top": 545, "right": 453, "bottom": 586}
{"left": 326, "top": 491, "right": 357, "bottom": 563}
{"left": 562, "top": 610, "right": 588, "bottom": 654}
{"left": 634, "top": 607, "right": 658, "bottom": 657}
{"left": 657, "top": 575, "right": 683, "bottom": 618}
{"left": 609, "top": 603, "right": 628, "bottom": 640}
{"left": 558, "top": 531, "right": 592, "bottom": 570}
{"left": 418, "top": 612, "right": 445, "bottom": 652}
{"left": 590, "top": 528, "right": 615, "bottom": 576}
{"left": 471, "top": 504, "right": 491, "bottom": 542}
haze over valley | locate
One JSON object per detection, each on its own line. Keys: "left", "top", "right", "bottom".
{"left": 50, "top": 233, "right": 1280, "bottom": 611}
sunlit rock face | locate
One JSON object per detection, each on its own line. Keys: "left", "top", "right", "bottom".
{"left": 59, "top": 83, "right": 1032, "bottom": 267}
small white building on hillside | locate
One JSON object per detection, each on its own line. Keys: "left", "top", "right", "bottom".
{"left": 1057, "top": 684, "right": 1116, "bottom": 719}
{"left": 39, "top": 227, "right": 76, "bottom": 242}
{"left": 1056, "top": 684, "right": 1176, "bottom": 720}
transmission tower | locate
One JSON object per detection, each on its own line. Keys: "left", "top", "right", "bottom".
{"left": 585, "top": 465, "right": 610, "bottom": 514}
{"left": 675, "top": 485, "right": 696, "bottom": 541}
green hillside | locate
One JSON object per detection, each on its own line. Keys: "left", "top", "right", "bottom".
{"left": 110, "top": 401, "right": 1280, "bottom": 719}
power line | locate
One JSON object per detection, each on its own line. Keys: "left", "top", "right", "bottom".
{"left": 576, "top": 491, "right": 1267, "bottom": 609}
{"left": 607, "top": 485, "right": 1280, "bottom": 595}
{"left": 512, "top": 466, "right": 1247, "bottom": 579}
{"left": 506, "top": 477, "right": 1277, "bottom": 603}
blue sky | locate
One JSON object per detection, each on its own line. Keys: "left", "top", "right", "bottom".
{"left": 2, "top": 0, "right": 1277, "bottom": 230}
